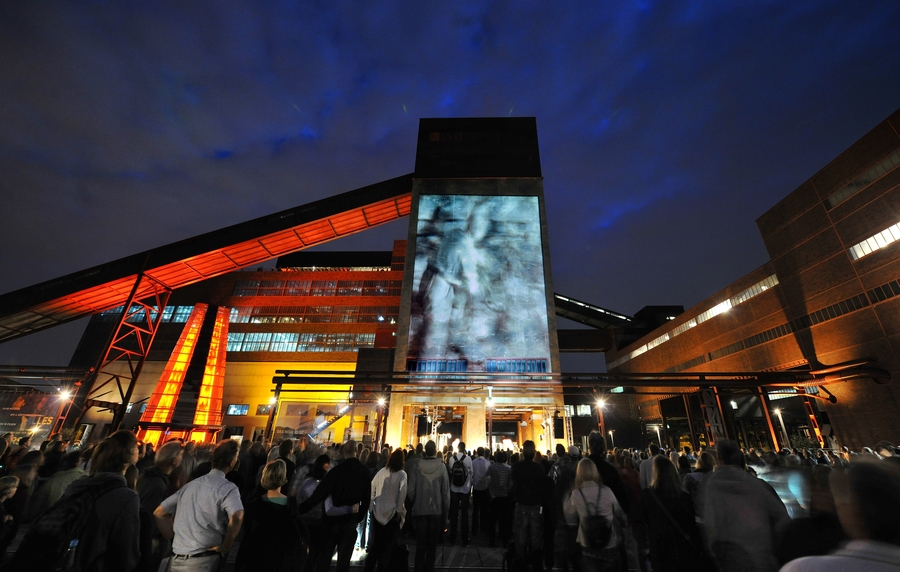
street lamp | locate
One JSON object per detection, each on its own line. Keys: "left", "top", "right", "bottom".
{"left": 596, "top": 399, "right": 606, "bottom": 435}
{"left": 608, "top": 429, "right": 615, "bottom": 449}
{"left": 654, "top": 425, "right": 662, "bottom": 447}
{"left": 773, "top": 408, "right": 791, "bottom": 449}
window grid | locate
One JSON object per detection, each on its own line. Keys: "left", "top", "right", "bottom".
{"left": 229, "top": 305, "right": 398, "bottom": 325}
{"left": 225, "top": 332, "right": 375, "bottom": 353}
{"left": 232, "top": 279, "right": 401, "bottom": 297}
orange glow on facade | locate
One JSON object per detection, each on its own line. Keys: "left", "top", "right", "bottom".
{"left": 193, "top": 306, "right": 228, "bottom": 427}
{"left": 140, "top": 304, "right": 208, "bottom": 424}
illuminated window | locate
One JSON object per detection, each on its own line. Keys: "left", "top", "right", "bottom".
{"left": 171, "top": 306, "right": 193, "bottom": 323}
{"left": 256, "top": 404, "right": 273, "bottom": 415}
{"left": 125, "top": 403, "right": 134, "bottom": 413}
{"left": 226, "top": 404, "right": 249, "bottom": 416}
{"left": 233, "top": 280, "right": 260, "bottom": 296}
{"left": 848, "top": 221, "right": 900, "bottom": 261}
{"left": 297, "top": 333, "right": 327, "bottom": 352}
{"left": 269, "top": 333, "right": 299, "bottom": 352}
{"left": 242, "top": 333, "right": 272, "bottom": 352}
{"left": 576, "top": 405, "right": 591, "bottom": 416}
{"left": 227, "top": 332, "right": 244, "bottom": 352}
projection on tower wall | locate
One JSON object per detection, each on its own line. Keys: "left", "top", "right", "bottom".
{"left": 407, "top": 194, "right": 551, "bottom": 373}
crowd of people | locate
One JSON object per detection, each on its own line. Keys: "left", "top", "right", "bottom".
{"left": 0, "top": 429, "right": 896, "bottom": 571}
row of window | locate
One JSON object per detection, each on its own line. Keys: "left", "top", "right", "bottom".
{"left": 609, "top": 274, "right": 779, "bottom": 369}
{"left": 407, "top": 359, "right": 468, "bottom": 372}
{"left": 485, "top": 358, "right": 549, "bottom": 373}
{"left": 232, "top": 279, "right": 401, "bottom": 297}
{"left": 229, "top": 305, "right": 398, "bottom": 324}
{"left": 848, "top": 220, "right": 900, "bottom": 261}
{"left": 825, "top": 147, "right": 900, "bottom": 209}
{"left": 99, "top": 305, "right": 195, "bottom": 323}
{"left": 664, "top": 287, "right": 882, "bottom": 373}
{"left": 226, "top": 332, "right": 376, "bottom": 353}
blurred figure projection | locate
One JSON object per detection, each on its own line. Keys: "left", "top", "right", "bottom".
{"left": 409, "top": 194, "right": 550, "bottom": 372}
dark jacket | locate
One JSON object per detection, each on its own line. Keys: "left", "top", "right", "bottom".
{"left": 63, "top": 472, "right": 141, "bottom": 572}
{"left": 298, "top": 457, "right": 370, "bottom": 523}
{"left": 641, "top": 488, "right": 702, "bottom": 571}
{"left": 236, "top": 496, "right": 306, "bottom": 572}
{"left": 510, "top": 457, "right": 552, "bottom": 507}
{"left": 589, "top": 452, "right": 631, "bottom": 513}
{"left": 136, "top": 466, "right": 169, "bottom": 512}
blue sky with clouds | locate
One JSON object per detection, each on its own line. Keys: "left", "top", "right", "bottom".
{"left": 1, "top": 2, "right": 900, "bottom": 365}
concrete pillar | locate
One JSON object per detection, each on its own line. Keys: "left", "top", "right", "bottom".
{"left": 384, "top": 393, "right": 405, "bottom": 449}
{"left": 465, "top": 404, "right": 487, "bottom": 450}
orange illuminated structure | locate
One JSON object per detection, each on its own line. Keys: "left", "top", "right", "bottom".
{"left": 193, "top": 307, "right": 229, "bottom": 429}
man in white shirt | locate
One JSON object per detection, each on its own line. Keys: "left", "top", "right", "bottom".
{"left": 447, "top": 441, "right": 473, "bottom": 545}
{"left": 471, "top": 447, "right": 491, "bottom": 537}
{"left": 154, "top": 440, "right": 244, "bottom": 572}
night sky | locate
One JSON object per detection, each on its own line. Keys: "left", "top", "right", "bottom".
{"left": 2, "top": 2, "right": 899, "bottom": 368}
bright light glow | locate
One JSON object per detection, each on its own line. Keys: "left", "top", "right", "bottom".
{"left": 730, "top": 400, "right": 738, "bottom": 410}
{"left": 597, "top": 400, "right": 606, "bottom": 409}
{"left": 773, "top": 408, "right": 781, "bottom": 415}
{"left": 30, "top": 426, "right": 39, "bottom": 433}
{"left": 269, "top": 396, "right": 277, "bottom": 404}
{"left": 59, "top": 391, "right": 72, "bottom": 400}
{"left": 377, "top": 398, "right": 386, "bottom": 407}
{"left": 486, "top": 398, "right": 495, "bottom": 408}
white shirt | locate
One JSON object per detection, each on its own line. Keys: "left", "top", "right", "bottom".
{"left": 160, "top": 469, "right": 243, "bottom": 555}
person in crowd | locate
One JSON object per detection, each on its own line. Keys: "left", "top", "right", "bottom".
{"left": 365, "top": 449, "right": 407, "bottom": 572}
{"left": 780, "top": 460, "right": 900, "bottom": 571}
{"left": 487, "top": 449, "right": 512, "bottom": 547}
{"left": 297, "top": 440, "right": 370, "bottom": 572}
{"left": 277, "top": 439, "right": 296, "bottom": 494}
{"left": 136, "top": 441, "right": 184, "bottom": 513}
{"left": 564, "top": 457, "right": 627, "bottom": 572}
{"left": 135, "top": 442, "right": 155, "bottom": 472}
{"left": 37, "top": 439, "right": 66, "bottom": 479}
{"left": 511, "top": 440, "right": 552, "bottom": 571}
{"left": 297, "top": 454, "right": 330, "bottom": 572}
{"left": 7, "top": 451, "right": 41, "bottom": 525}
{"left": 642, "top": 455, "right": 704, "bottom": 571}
{"left": 776, "top": 464, "right": 847, "bottom": 566}
{"left": 683, "top": 450, "right": 715, "bottom": 523}
{"left": 551, "top": 444, "right": 581, "bottom": 572}
{"left": 446, "top": 441, "right": 473, "bottom": 545}
{"left": 407, "top": 440, "right": 449, "bottom": 572}
{"left": 619, "top": 454, "right": 647, "bottom": 572}
{"left": 704, "top": 439, "right": 790, "bottom": 572}
{"left": 154, "top": 439, "right": 244, "bottom": 572}
{"left": 639, "top": 444, "right": 662, "bottom": 490}
{"left": 236, "top": 459, "right": 306, "bottom": 572}
{"left": 588, "top": 432, "right": 630, "bottom": 514}
{"left": 28, "top": 450, "right": 85, "bottom": 523}
{"left": 0, "top": 476, "right": 18, "bottom": 552}
{"left": 39, "top": 430, "right": 141, "bottom": 571}
{"left": 471, "top": 446, "right": 491, "bottom": 538}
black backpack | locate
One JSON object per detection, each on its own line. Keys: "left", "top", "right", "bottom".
{"left": 450, "top": 455, "right": 467, "bottom": 487}
{"left": 578, "top": 487, "right": 612, "bottom": 549}
{"left": 5, "top": 477, "right": 125, "bottom": 572}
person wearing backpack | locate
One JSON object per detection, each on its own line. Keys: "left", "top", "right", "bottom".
{"left": 446, "top": 441, "right": 473, "bottom": 546}
{"left": 6, "top": 429, "right": 142, "bottom": 572}
{"left": 564, "top": 457, "right": 626, "bottom": 572}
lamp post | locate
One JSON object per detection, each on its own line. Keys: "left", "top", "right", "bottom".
{"left": 608, "top": 429, "right": 615, "bottom": 449}
{"left": 486, "top": 389, "right": 494, "bottom": 453}
{"left": 774, "top": 408, "right": 791, "bottom": 450}
{"left": 597, "top": 399, "right": 606, "bottom": 436}
{"left": 655, "top": 425, "right": 662, "bottom": 447}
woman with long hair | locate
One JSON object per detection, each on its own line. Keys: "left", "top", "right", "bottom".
{"left": 641, "top": 455, "right": 704, "bottom": 572}
{"left": 364, "top": 449, "right": 407, "bottom": 572}
{"left": 564, "top": 457, "right": 626, "bottom": 572}
{"left": 236, "top": 459, "right": 306, "bottom": 572}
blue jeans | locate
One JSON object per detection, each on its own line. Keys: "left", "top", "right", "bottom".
{"left": 514, "top": 504, "right": 544, "bottom": 571}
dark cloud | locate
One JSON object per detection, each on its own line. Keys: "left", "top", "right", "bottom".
{"left": 1, "top": 2, "right": 900, "bottom": 365}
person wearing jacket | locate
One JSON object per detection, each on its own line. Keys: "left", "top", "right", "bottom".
{"left": 407, "top": 440, "right": 450, "bottom": 572}
{"left": 298, "top": 440, "right": 371, "bottom": 572}
{"left": 364, "top": 449, "right": 407, "bottom": 572}
{"left": 61, "top": 430, "right": 141, "bottom": 571}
